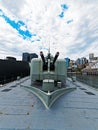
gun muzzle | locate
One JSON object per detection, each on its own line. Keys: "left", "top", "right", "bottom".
{"left": 40, "top": 51, "right": 45, "bottom": 64}
{"left": 53, "top": 52, "right": 59, "bottom": 64}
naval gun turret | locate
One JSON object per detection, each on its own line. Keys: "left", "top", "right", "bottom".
{"left": 21, "top": 51, "right": 76, "bottom": 108}
{"left": 30, "top": 51, "right": 67, "bottom": 91}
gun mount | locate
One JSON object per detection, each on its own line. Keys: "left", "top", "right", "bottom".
{"left": 21, "top": 51, "right": 76, "bottom": 108}
{"left": 31, "top": 51, "right": 66, "bottom": 88}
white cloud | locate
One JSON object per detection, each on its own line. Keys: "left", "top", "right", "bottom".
{"left": 0, "top": 0, "right": 98, "bottom": 60}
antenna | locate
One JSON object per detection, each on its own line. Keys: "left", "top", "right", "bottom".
{"left": 48, "top": 38, "right": 50, "bottom": 54}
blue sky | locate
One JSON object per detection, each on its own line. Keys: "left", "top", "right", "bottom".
{"left": 0, "top": 0, "right": 98, "bottom": 60}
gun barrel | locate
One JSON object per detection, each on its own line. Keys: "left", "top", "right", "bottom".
{"left": 40, "top": 51, "right": 45, "bottom": 64}
{"left": 53, "top": 52, "right": 59, "bottom": 64}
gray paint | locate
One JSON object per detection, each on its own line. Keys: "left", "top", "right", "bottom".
{"left": 0, "top": 77, "right": 98, "bottom": 130}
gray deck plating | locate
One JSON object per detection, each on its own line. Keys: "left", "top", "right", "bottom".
{"left": 0, "top": 77, "right": 98, "bottom": 130}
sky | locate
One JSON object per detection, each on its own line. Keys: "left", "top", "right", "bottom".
{"left": 0, "top": 0, "right": 98, "bottom": 60}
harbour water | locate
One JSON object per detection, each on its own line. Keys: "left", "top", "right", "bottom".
{"left": 68, "top": 72, "right": 98, "bottom": 89}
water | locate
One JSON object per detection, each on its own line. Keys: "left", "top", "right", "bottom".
{"left": 67, "top": 72, "right": 98, "bottom": 89}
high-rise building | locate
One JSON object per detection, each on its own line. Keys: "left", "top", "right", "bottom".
{"left": 22, "top": 53, "right": 38, "bottom": 62}
{"left": 22, "top": 53, "right": 30, "bottom": 62}
{"left": 89, "top": 53, "right": 94, "bottom": 61}
{"left": 76, "top": 57, "right": 88, "bottom": 65}
{"left": 65, "top": 58, "right": 70, "bottom": 67}
{"left": 30, "top": 53, "right": 38, "bottom": 61}
{"left": 76, "top": 58, "right": 81, "bottom": 65}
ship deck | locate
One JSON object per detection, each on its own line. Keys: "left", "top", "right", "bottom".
{"left": 0, "top": 76, "right": 98, "bottom": 130}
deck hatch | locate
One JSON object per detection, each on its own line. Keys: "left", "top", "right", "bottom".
{"left": 1, "top": 88, "right": 12, "bottom": 92}
{"left": 85, "top": 91, "right": 95, "bottom": 95}
{"left": 80, "top": 88, "right": 87, "bottom": 90}
{"left": 10, "top": 85, "right": 17, "bottom": 88}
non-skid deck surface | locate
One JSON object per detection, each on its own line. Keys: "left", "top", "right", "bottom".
{"left": 0, "top": 77, "right": 98, "bottom": 130}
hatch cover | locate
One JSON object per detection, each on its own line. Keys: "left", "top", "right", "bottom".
{"left": 80, "top": 88, "right": 87, "bottom": 90}
{"left": 85, "top": 91, "right": 95, "bottom": 95}
{"left": 1, "top": 88, "right": 12, "bottom": 92}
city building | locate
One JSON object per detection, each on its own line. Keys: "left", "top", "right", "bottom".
{"left": 65, "top": 57, "right": 70, "bottom": 67}
{"left": 29, "top": 53, "right": 38, "bottom": 61}
{"left": 76, "top": 57, "right": 88, "bottom": 65}
{"left": 22, "top": 52, "right": 38, "bottom": 62}
{"left": 22, "top": 53, "right": 30, "bottom": 62}
{"left": 89, "top": 53, "right": 98, "bottom": 62}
